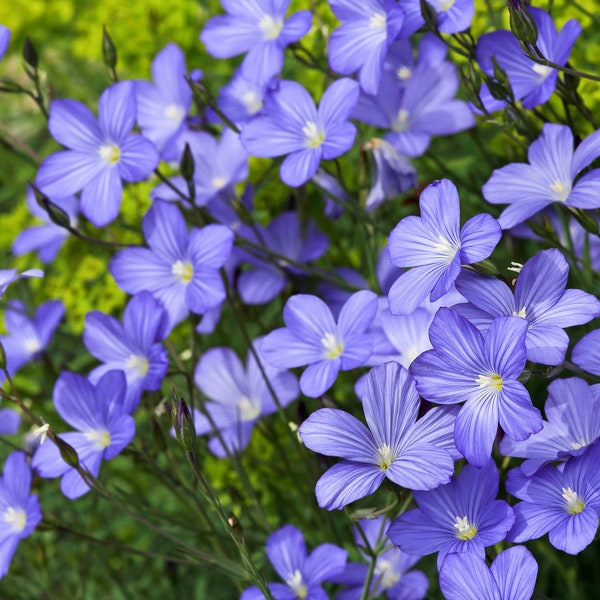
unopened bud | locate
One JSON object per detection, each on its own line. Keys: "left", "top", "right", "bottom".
{"left": 470, "top": 258, "right": 500, "bottom": 277}
{"left": 508, "top": 0, "right": 539, "bottom": 47}
{"left": 23, "top": 37, "right": 38, "bottom": 69}
{"left": 419, "top": 0, "right": 438, "bottom": 30}
{"left": 171, "top": 393, "right": 196, "bottom": 452}
{"left": 32, "top": 187, "right": 72, "bottom": 230}
{"left": 102, "top": 26, "right": 117, "bottom": 71}
{"left": 56, "top": 437, "right": 80, "bottom": 469}
{"left": 567, "top": 207, "right": 600, "bottom": 236}
{"left": 180, "top": 143, "right": 195, "bottom": 183}
{"left": 228, "top": 512, "right": 244, "bottom": 543}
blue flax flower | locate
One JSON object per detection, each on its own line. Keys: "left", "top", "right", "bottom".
{"left": 476, "top": 7, "right": 581, "bottom": 112}
{"left": 83, "top": 292, "right": 169, "bottom": 414}
{"left": 110, "top": 199, "right": 234, "bottom": 330}
{"left": 0, "top": 409, "right": 20, "bottom": 436}
{"left": 300, "top": 362, "right": 460, "bottom": 510}
{"left": 387, "top": 179, "right": 501, "bottom": 315}
{"left": 401, "top": 0, "right": 474, "bottom": 35}
{"left": 410, "top": 308, "right": 542, "bottom": 467}
{"left": 241, "top": 78, "right": 359, "bottom": 187}
{"left": 201, "top": 0, "right": 312, "bottom": 82}
{"left": 12, "top": 187, "right": 78, "bottom": 263}
{"left": 32, "top": 371, "right": 135, "bottom": 499}
{"left": 454, "top": 249, "right": 600, "bottom": 365}
{"left": 136, "top": 43, "right": 192, "bottom": 162}
{"left": 439, "top": 546, "right": 538, "bottom": 600}
{"left": 36, "top": 81, "right": 159, "bottom": 227}
{"left": 0, "top": 269, "right": 43, "bottom": 299}
{"left": 573, "top": 329, "right": 600, "bottom": 388}
{"left": 331, "top": 516, "right": 428, "bottom": 600}
{"left": 0, "top": 299, "right": 64, "bottom": 383}
{"left": 327, "top": 0, "right": 405, "bottom": 95}
{"left": 262, "top": 290, "right": 377, "bottom": 397}
{"left": 0, "top": 452, "right": 42, "bottom": 579}
{"left": 241, "top": 524, "right": 347, "bottom": 600}
{"left": 500, "top": 378, "right": 600, "bottom": 476}
{"left": 483, "top": 123, "right": 600, "bottom": 229}
{"left": 506, "top": 442, "right": 600, "bottom": 554}
{"left": 387, "top": 461, "right": 515, "bottom": 569}
{"left": 0, "top": 25, "right": 10, "bottom": 61}
{"left": 192, "top": 340, "right": 299, "bottom": 457}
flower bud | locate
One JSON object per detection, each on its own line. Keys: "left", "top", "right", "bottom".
{"left": 55, "top": 437, "right": 80, "bottom": 469}
{"left": 102, "top": 26, "right": 118, "bottom": 71}
{"left": 507, "top": 0, "right": 539, "bottom": 47}
{"left": 171, "top": 394, "right": 196, "bottom": 452}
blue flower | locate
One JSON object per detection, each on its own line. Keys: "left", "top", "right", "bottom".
{"left": 83, "top": 292, "right": 169, "bottom": 414}
{"left": 299, "top": 362, "right": 460, "bottom": 510}
{"left": 327, "top": 0, "right": 405, "bottom": 94}
{"left": 410, "top": 308, "right": 542, "bottom": 467}
{"left": 500, "top": 378, "right": 600, "bottom": 475}
{"left": 136, "top": 43, "right": 192, "bottom": 162}
{"left": 261, "top": 290, "right": 377, "bottom": 397}
{"left": 0, "top": 299, "right": 64, "bottom": 383}
{"left": 32, "top": 371, "right": 135, "bottom": 499}
{"left": 439, "top": 546, "right": 538, "bottom": 600}
{"left": 483, "top": 124, "right": 600, "bottom": 229}
{"left": 476, "top": 7, "right": 581, "bottom": 111}
{"left": 401, "top": 0, "right": 475, "bottom": 35}
{"left": 0, "top": 409, "right": 20, "bottom": 436}
{"left": 387, "top": 461, "right": 515, "bottom": 569}
{"left": 0, "top": 269, "right": 43, "bottom": 299}
{"left": 191, "top": 339, "right": 299, "bottom": 457}
{"left": 240, "top": 524, "right": 347, "bottom": 600}
{"left": 36, "top": 81, "right": 159, "bottom": 227}
{"left": 454, "top": 248, "right": 600, "bottom": 365}
{"left": 201, "top": 0, "right": 312, "bottom": 82}
{"left": 109, "top": 199, "right": 234, "bottom": 330}
{"left": 0, "top": 452, "right": 42, "bottom": 579}
{"left": 0, "top": 25, "right": 10, "bottom": 61}
{"left": 506, "top": 442, "right": 600, "bottom": 555}
{"left": 387, "top": 179, "right": 501, "bottom": 316}
{"left": 241, "top": 78, "right": 359, "bottom": 187}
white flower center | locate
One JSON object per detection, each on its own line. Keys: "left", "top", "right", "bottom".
{"left": 98, "top": 143, "right": 121, "bottom": 166}
{"left": 302, "top": 120, "right": 325, "bottom": 148}
{"left": 241, "top": 90, "right": 263, "bottom": 115}
{"left": 286, "top": 569, "right": 307, "bottom": 599}
{"left": 532, "top": 63, "right": 553, "bottom": 80}
{"left": 476, "top": 372, "right": 504, "bottom": 393}
{"left": 321, "top": 332, "right": 344, "bottom": 359}
{"left": 550, "top": 179, "right": 571, "bottom": 202}
{"left": 3, "top": 506, "right": 27, "bottom": 533}
{"left": 438, "top": 0, "right": 456, "bottom": 11}
{"left": 433, "top": 235, "right": 459, "bottom": 262}
{"left": 571, "top": 438, "right": 588, "bottom": 450}
{"left": 212, "top": 176, "right": 227, "bottom": 191}
{"left": 369, "top": 12, "right": 387, "bottom": 29}
{"left": 392, "top": 108, "right": 410, "bottom": 132}
{"left": 125, "top": 354, "right": 149, "bottom": 378}
{"left": 258, "top": 14, "right": 283, "bottom": 40}
{"left": 396, "top": 66, "right": 412, "bottom": 81}
{"left": 374, "top": 558, "right": 401, "bottom": 589}
{"left": 172, "top": 260, "right": 194, "bottom": 283}
{"left": 24, "top": 337, "right": 42, "bottom": 354}
{"left": 453, "top": 515, "right": 477, "bottom": 540}
{"left": 512, "top": 306, "right": 527, "bottom": 318}
{"left": 377, "top": 443, "right": 396, "bottom": 470}
{"left": 562, "top": 486, "right": 585, "bottom": 514}
{"left": 237, "top": 396, "right": 260, "bottom": 421}
{"left": 164, "top": 103, "right": 185, "bottom": 124}
{"left": 84, "top": 428, "right": 111, "bottom": 450}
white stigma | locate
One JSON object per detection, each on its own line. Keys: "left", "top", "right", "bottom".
{"left": 164, "top": 103, "right": 185, "bottom": 124}
{"left": 433, "top": 235, "right": 459, "bottom": 262}
{"left": 562, "top": 486, "right": 585, "bottom": 514}
{"left": 24, "top": 337, "right": 42, "bottom": 354}
{"left": 571, "top": 438, "right": 588, "bottom": 450}
{"left": 369, "top": 12, "right": 387, "bottom": 29}
{"left": 453, "top": 515, "right": 477, "bottom": 540}
{"left": 532, "top": 63, "right": 553, "bottom": 80}
{"left": 321, "top": 332, "right": 344, "bottom": 359}
{"left": 302, "top": 120, "right": 325, "bottom": 148}
{"left": 512, "top": 306, "right": 527, "bottom": 318}
{"left": 172, "top": 259, "right": 194, "bottom": 284}
{"left": 125, "top": 354, "right": 149, "bottom": 378}
{"left": 550, "top": 179, "right": 571, "bottom": 202}
{"left": 258, "top": 14, "right": 283, "bottom": 40}
{"left": 241, "top": 90, "right": 263, "bottom": 115}
{"left": 237, "top": 396, "right": 260, "bottom": 422}
{"left": 396, "top": 66, "right": 412, "bottom": 81}
{"left": 212, "top": 176, "right": 227, "bottom": 191}
{"left": 98, "top": 143, "right": 121, "bottom": 166}
{"left": 392, "top": 108, "right": 410, "bottom": 132}
{"left": 286, "top": 569, "right": 308, "bottom": 599}
{"left": 476, "top": 372, "right": 504, "bottom": 393}
{"left": 377, "top": 443, "right": 395, "bottom": 470}
{"left": 3, "top": 507, "right": 27, "bottom": 533}
{"left": 84, "top": 428, "right": 111, "bottom": 450}
{"left": 374, "top": 558, "right": 401, "bottom": 589}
